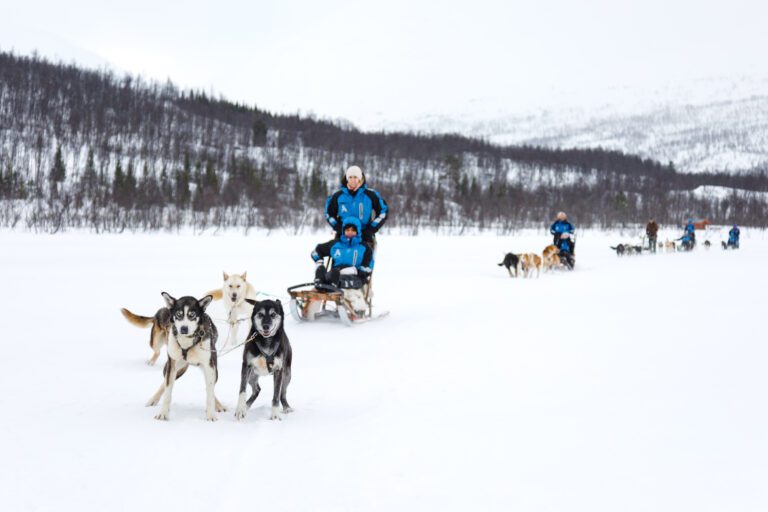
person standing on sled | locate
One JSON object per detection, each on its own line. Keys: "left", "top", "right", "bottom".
{"left": 550, "top": 211, "right": 576, "bottom": 269}
{"left": 726, "top": 224, "right": 740, "bottom": 249}
{"left": 646, "top": 218, "right": 659, "bottom": 253}
{"left": 312, "top": 217, "right": 373, "bottom": 288}
{"left": 324, "top": 165, "right": 388, "bottom": 247}
{"left": 684, "top": 218, "right": 696, "bottom": 247}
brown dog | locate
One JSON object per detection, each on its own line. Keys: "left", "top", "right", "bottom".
{"left": 520, "top": 253, "right": 542, "bottom": 278}
{"left": 121, "top": 307, "right": 171, "bottom": 365}
{"left": 542, "top": 244, "right": 560, "bottom": 272}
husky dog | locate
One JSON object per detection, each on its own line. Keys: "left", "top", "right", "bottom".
{"left": 207, "top": 272, "right": 258, "bottom": 349}
{"left": 146, "top": 293, "right": 226, "bottom": 421}
{"left": 121, "top": 306, "right": 171, "bottom": 365}
{"left": 497, "top": 253, "right": 520, "bottom": 278}
{"left": 234, "top": 299, "right": 293, "bottom": 421}
{"left": 610, "top": 244, "right": 644, "bottom": 256}
{"left": 519, "top": 253, "right": 542, "bottom": 278}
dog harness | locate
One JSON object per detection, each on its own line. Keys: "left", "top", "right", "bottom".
{"left": 254, "top": 341, "right": 280, "bottom": 372}
{"left": 173, "top": 326, "right": 208, "bottom": 361}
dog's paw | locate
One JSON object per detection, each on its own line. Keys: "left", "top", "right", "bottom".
{"left": 270, "top": 406, "right": 282, "bottom": 421}
{"left": 154, "top": 412, "right": 169, "bottom": 421}
{"left": 282, "top": 406, "right": 294, "bottom": 414}
{"left": 146, "top": 399, "right": 159, "bottom": 407}
{"left": 205, "top": 412, "right": 218, "bottom": 422}
{"left": 145, "top": 359, "right": 155, "bottom": 366}
{"left": 216, "top": 403, "right": 228, "bottom": 413}
{"left": 234, "top": 407, "right": 247, "bottom": 420}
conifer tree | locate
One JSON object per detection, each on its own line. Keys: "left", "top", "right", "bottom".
{"left": 113, "top": 161, "right": 125, "bottom": 204}
{"left": 252, "top": 119, "right": 267, "bottom": 146}
{"left": 50, "top": 145, "right": 66, "bottom": 182}
{"left": 81, "top": 148, "right": 97, "bottom": 196}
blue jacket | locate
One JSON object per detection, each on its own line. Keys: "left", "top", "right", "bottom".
{"left": 685, "top": 221, "right": 695, "bottom": 234}
{"left": 551, "top": 220, "right": 575, "bottom": 253}
{"left": 550, "top": 219, "right": 575, "bottom": 237}
{"left": 729, "top": 227, "right": 740, "bottom": 243}
{"left": 325, "top": 184, "right": 388, "bottom": 236}
{"left": 312, "top": 217, "right": 373, "bottom": 274}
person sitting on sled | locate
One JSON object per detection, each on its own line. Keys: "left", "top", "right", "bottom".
{"left": 312, "top": 217, "right": 373, "bottom": 288}
{"left": 324, "top": 165, "right": 389, "bottom": 246}
{"left": 550, "top": 211, "right": 576, "bottom": 269}
{"left": 677, "top": 231, "right": 694, "bottom": 251}
{"left": 726, "top": 224, "right": 740, "bottom": 249}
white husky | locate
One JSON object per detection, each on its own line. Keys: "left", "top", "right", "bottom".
{"left": 207, "top": 272, "right": 258, "bottom": 349}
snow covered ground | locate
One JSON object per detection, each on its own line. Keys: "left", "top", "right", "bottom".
{"left": 1, "top": 227, "right": 766, "bottom": 511}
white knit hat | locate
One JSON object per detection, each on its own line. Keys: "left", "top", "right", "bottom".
{"left": 345, "top": 165, "right": 363, "bottom": 180}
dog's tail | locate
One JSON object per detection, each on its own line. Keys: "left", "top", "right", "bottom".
{"left": 120, "top": 308, "right": 154, "bottom": 328}
{"left": 205, "top": 289, "right": 223, "bottom": 301}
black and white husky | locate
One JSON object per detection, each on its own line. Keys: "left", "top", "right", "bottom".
{"left": 234, "top": 299, "right": 293, "bottom": 421}
{"left": 146, "top": 293, "right": 227, "bottom": 421}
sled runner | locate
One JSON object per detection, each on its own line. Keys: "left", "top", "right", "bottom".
{"left": 287, "top": 277, "right": 387, "bottom": 327}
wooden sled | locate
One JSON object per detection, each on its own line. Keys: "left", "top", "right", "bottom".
{"left": 287, "top": 279, "right": 386, "bottom": 327}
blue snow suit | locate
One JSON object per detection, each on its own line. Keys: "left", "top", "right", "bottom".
{"left": 312, "top": 217, "right": 374, "bottom": 276}
{"left": 325, "top": 183, "right": 388, "bottom": 241}
{"left": 728, "top": 226, "right": 740, "bottom": 247}
{"left": 550, "top": 219, "right": 575, "bottom": 253}
{"left": 678, "top": 232, "right": 694, "bottom": 250}
{"left": 684, "top": 220, "right": 697, "bottom": 246}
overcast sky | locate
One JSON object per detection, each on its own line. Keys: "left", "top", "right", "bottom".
{"left": 2, "top": 0, "right": 766, "bottom": 127}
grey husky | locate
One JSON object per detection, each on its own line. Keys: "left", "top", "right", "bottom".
{"left": 234, "top": 299, "right": 293, "bottom": 421}
{"left": 146, "top": 293, "right": 227, "bottom": 421}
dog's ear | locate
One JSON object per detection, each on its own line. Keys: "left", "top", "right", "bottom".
{"left": 241, "top": 271, "right": 247, "bottom": 279}
{"left": 198, "top": 295, "right": 213, "bottom": 311}
{"left": 275, "top": 299, "right": 284, "bottom": 315}
{"left": 223, "top": 271, "right": 229, "bottom": 280}
{"left": 245, "top": 299, "right": 259, "bottom": 306}
{"left": 161, "top": 292, "right": 176, "bottom": 308}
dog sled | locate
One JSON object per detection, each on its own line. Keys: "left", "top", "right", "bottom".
{"left": 555, "top": 232, "right": 576, "bottom": 270}
{"left": 287, "top": 276, "right": 388, "bottom": 326}
{"left": 290, "top": 236, "right": 389, "bottom": 326}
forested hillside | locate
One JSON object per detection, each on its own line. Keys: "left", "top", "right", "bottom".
{"left": 1, "top": 52, "right": 766, "bottom": 232}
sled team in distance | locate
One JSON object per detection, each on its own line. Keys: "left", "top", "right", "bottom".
{"left": 499, "top": 211, "right": 576, "bottom": 278}
{"left": 499, "top": 214, "right": 743, "bottom": 278}
{"left": 120, "top": 165, "right": 389, "bottom": 421}
{"left": 607, "top": 218, "right": 741, "bottom": 257}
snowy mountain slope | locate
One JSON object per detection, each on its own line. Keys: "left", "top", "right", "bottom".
{"left": 366, "top": 77, "right": 768, "bottom": 175}
{"left": 1, "top": 228, "right": 766, "bottom": 511}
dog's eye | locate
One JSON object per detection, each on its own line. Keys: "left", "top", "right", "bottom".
{"left": 270, "top": 312, "right": 277, "bottom": 319}
{"left": 175, "top": 311, "right": 183, "bottom": 319}
{"left": 188, "top": 311, "right": 196, "bottom": 319}
{"left": 256, "top": 312, "right": 264, "bottom": 318}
